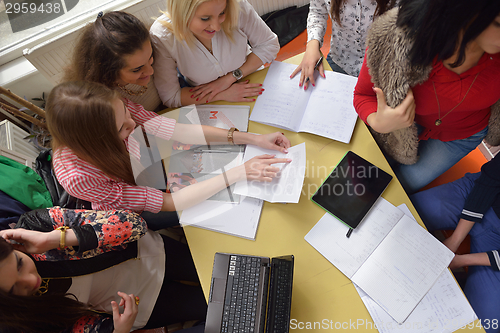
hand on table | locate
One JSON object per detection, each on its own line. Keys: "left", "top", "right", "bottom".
{"left": 290, "top": 47, "right": 325, "bottom": 90}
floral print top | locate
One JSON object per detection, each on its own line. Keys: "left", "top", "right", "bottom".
{"left": 307, "top": 0, "right": 380, "bottom": 76}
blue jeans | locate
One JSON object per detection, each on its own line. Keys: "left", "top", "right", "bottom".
{"left": 394, "top": 125, "right": 488, "bottom": 194}
{"left": 326, "top": 54, "right": 348, "bottom": 75}
{"left": 411, "top": 173, "right": 500, "bottom": 333}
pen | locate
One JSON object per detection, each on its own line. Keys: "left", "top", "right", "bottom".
{"left": 194, "top": 149, "right": 230, "bottom": 153}
{"left": 304, "top": 56, "right": 324, "bottom": 84}
{"left": 346, "top": 228, "right": 353, "bottom": 238}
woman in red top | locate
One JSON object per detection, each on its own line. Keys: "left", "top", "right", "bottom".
{"left": 353, "top": 0, "right": 500, "bottom": 193}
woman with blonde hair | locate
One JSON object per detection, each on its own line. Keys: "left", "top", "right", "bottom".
{"left": 150, "top": 0, "right": 280, "bottom": 107}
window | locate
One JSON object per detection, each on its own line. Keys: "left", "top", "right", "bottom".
{"left": 0, "top": 0, "right": 136, "bottom": 65}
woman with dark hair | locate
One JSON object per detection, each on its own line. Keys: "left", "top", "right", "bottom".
{"left": 353, "top": 0, "right": 500, "bottom": 193}
{"left": 64, "top": 11, "right": 161, "bottom": 111}
{"left": 48, "top": 81, "right": 291, "bottom": 230}
{"left": 290, "top": 0, "right": 397, "bottom": 88}
{"left": 150, "top": 0, "right": 280, "bottom": 107}
{"left": 0, "top": 207, "right": 206, "bottom": 333}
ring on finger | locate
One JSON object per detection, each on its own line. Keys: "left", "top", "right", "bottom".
{"left": 135, "top": 296, "right": 140, "bottom": 306}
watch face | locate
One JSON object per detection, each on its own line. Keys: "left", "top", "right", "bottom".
{"left": 233, "top": 68, "right": 243, "bottom": 79}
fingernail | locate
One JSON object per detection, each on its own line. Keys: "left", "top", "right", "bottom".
{"left": 189, "top": 88, "right": 193, "bottom": 92}
{"left": 281, "top": 132, "right": 284, "bottom": 135}
{"left": 206, "top": 100, "right": 209, "bottom": 103}
{"left": 196, "top": 98, "right": 199, "bottom": 101}
{"left": 283, "top": 149, "right": 288, "bottom": 153}
{"left": 261, "top": 89, "right": 265, "bottom": 91}
{"left": 252, "top": 99, "right": 256, "bottom": 101}
{"left": 259, "top": 84, "right": 263, "bottom": 86}
{"left": 287, "top": 159, "right": 292, "bottom": 162}
{"left": 259, "top": 92, "right": 262, "bottom": 95}
{"left": 191, "top": 95, "right": 194, "bottom": 98}
{"left": 312, "top": 83, "right": 315, "bottom": 87}
{"left": 299, "top": 83, "right": 302, "bottom": 87}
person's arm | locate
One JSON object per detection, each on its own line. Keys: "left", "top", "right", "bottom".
{"left": 290, "top": 0, "right": 328, "bottom": 88}
{"left": 442, "top": 218, "right": 475, "bottom": 253}
{"left": 171, "top": 124, "right": 290, "bottom": 153}
{"left": 450, "top": 252, "right": 491, "bottom": 270}
{"left": 1, "top": 208, "right": 147, "bottom": 254}
{"left": 353, "top": 54, "right": 416, "bottom": 133}
{"left": 161, "top": 154, "right": 291, "bottom": 211}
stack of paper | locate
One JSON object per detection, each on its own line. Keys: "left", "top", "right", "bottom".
{"left": 305, "top": 198, "right": 455, "bottom": 324}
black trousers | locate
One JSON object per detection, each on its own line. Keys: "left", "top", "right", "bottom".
{"left": 142, "top": 235, "right": 207, "bottom": 328}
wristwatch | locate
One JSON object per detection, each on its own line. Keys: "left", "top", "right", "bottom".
{"left": 232, "top": 68, "right": 243, "bottom": 81}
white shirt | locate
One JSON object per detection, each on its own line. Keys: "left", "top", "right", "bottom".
{"left": 307, "top": 0, "right": 381, "bottom": 76}
{"left": 67, "top": 232, "right": 165, "bottom": 330}
{"left": 150, "top": 0, "right": 279, "bottom": 107}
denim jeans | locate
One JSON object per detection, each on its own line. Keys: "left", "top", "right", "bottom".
{"left": 394, "top": 125, "right": 488, "bottom": 194}
{"left": 326, "top": 54, "right": 348, "bottom": 75}
{"left": 411, "top": 173, "right": 500, "bottom": 332}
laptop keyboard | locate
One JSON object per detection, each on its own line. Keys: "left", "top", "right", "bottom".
{"left": 222, "top": 255, "right": 261, "bottom": 333}
{"left": 266, "top": 258, "right": 293, "bottom": 333}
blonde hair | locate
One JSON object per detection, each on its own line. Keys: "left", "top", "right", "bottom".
{"left": 160, "top": 0, "right": 240, "bottom": 46}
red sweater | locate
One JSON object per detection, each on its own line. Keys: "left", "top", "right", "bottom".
{"left": 353, "top": 52, "right": 500, "bottom": 141}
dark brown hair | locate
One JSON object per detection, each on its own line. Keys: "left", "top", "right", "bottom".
{"left": 64, "top": 11, "right": 150, "bottom": 88}
{"left": 330, "top": 0, "right": 396, "bottom": 25}
{"left": 0, "top": 238, "right": 95, "bottom": 333}
{"left": 47, "top": 81, "right": 136, "bottom": 185}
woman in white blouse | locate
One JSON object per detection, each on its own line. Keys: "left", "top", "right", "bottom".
{"left": 150, "top": 0, "right": 280, "bottom": 108}
{"left": 291, "top": 0, "right": 396, "bottom": 89}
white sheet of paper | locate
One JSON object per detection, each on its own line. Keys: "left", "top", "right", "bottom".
{"left": 250, "top": 61, "right": 358, "bottom": 143}
{"left": 352, "top": 215, "right": 455, "bottom": 323}
{"left": 179, "top": 196, "right": 263, "bottom": 240}
{"left": 233, "top": 143, "right": 306, "bottom": 203}
{"left": 305, "top": 197, "right": 404, "bottom": 278}
{"left": 355, "top": 209, "right": 477, "bottom": 333}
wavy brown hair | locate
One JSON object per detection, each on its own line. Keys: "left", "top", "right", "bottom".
{"left": 63, "top": 11, "right": 150, "bottom": 88}
{"left": 330, "top": 0, "right": 396, "bottom": 25}
{"left": 46, "top": 81, "right": 136, "bottom": 185}
{"left": 0, "top": 238, "right": 96, "bottom": 333}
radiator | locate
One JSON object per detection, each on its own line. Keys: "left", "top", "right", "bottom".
{"left": 0, "top": 120, "right": 39, "bottom": 169}
{"left": 247, "top": 0, "right": 310, "bottom": 16}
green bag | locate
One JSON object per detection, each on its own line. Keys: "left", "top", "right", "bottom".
{"left": 0, "top": 155, "right": 53, "bottom": 209}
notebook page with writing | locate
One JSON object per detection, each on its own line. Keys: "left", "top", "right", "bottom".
{"left": 304, "top": 197, "right": 404, "bottom": 278}
{"left": 250, "top": 61, "right": 311, "bottom": 131}
{"left": 352, "top": 215, "right": 455, "bottom": 324}
{"left": 299, "top": 71, "right": 358, "bottom": 143}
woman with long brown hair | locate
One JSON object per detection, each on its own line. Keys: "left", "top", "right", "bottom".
{"left": 0, "top": 207, "right": 207, "bottom": 333}
{"left": 48, "top": 81, "right": 291, "bottom": 230}
{"left": 64, "top": 11, "right": 162, "bottom": 111}
{"left": 290, "top": 0, "right": 397, "bottom": 88}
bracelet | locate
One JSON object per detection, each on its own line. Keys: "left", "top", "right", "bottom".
{"left": 56, "top": 226, "right": 70, "bottom": 248}
{"left": 227, "top": 127, "right": 239, "bottom": 145}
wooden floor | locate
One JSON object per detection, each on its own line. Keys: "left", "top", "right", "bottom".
{"left": 275, "top": 22, "right": 487, "bottom": 191}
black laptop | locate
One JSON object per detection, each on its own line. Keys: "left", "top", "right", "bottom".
{"left": 205, "top": 253, "right": 294, "bottom": 333}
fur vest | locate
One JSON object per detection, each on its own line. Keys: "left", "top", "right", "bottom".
{"left": 365, "top": 8, "right": 500, "bottom": 165}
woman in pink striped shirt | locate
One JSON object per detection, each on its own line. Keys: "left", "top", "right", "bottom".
{"left": 47, "top": 81, "right": 290, "bottom": 230}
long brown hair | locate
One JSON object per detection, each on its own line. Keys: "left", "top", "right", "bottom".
{"left": 330, "top": 0, "right": 396, "bottom": 25}
{"left": 0, "top": 238, "right": 96, "bottom": 333}
{"left": 46, "top": 81, "right": 137, "bottom": 185}
{"left": 63, "top": 11, "right": 150, "bottom": 88}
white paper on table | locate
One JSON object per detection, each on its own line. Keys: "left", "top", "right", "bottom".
{"left": 179, "top": 196, "right": 263, "bottom": 240}
{"left": 305, "top": 198, "right": 455, "bottom": 324}
{"left": 233, "top": 142, "right": 306, "bottom": 203}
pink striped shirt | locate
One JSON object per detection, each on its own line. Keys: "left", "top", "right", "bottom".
{"left": 53, "top": 98, "right": 176, "bottom": 213}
